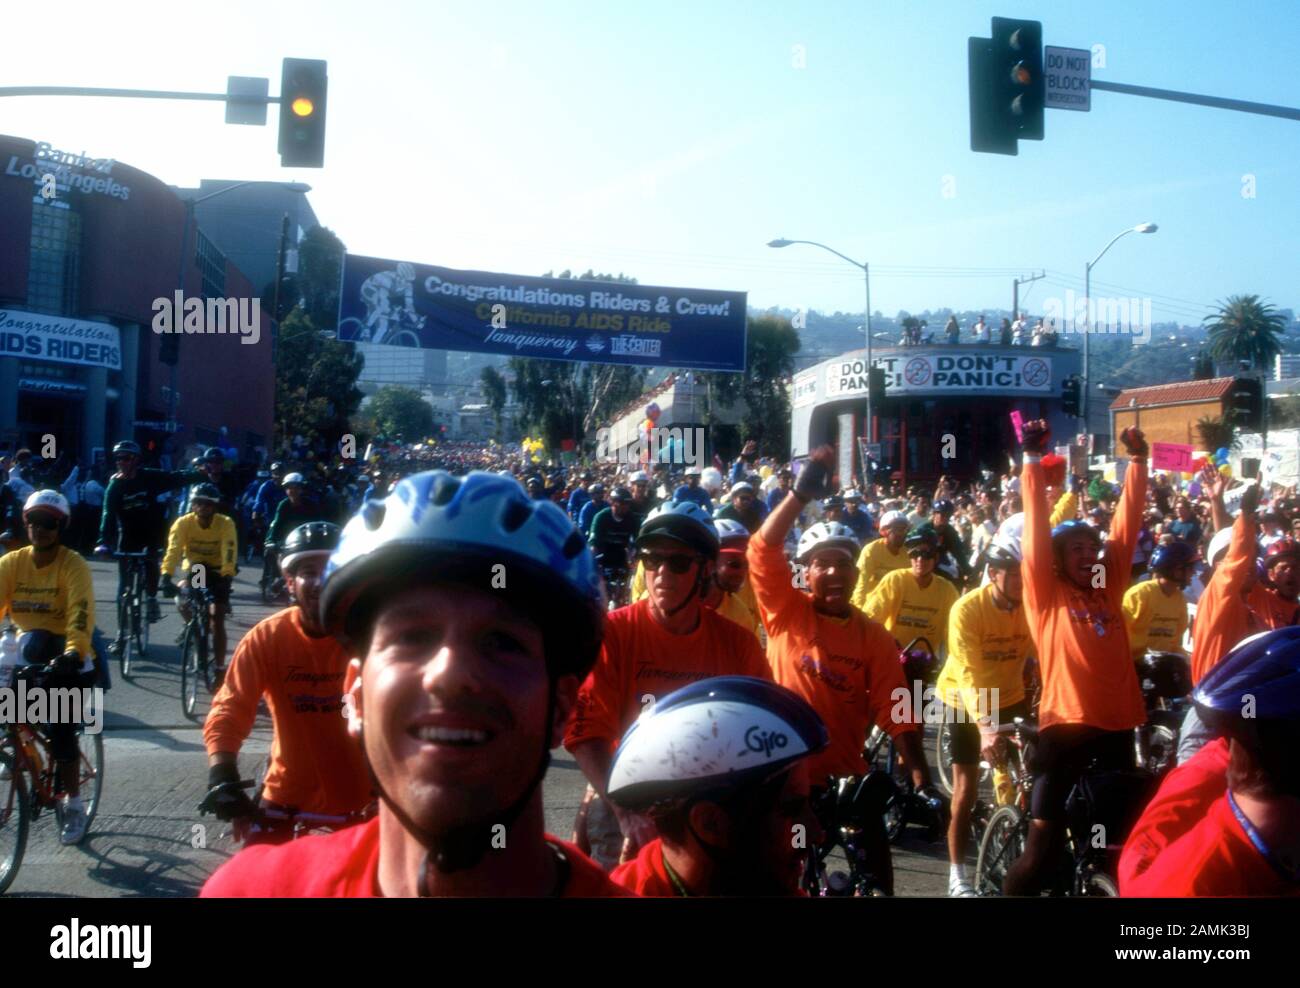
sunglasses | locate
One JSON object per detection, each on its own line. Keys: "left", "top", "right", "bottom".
{"left": 909, "top": 550, "right": 936, "bottom": 560}
{"left": 26, "top": 514, "right": 60, "bottom": 531}
{"left": 638, "top": 550, "right": 698, "bottom": 574}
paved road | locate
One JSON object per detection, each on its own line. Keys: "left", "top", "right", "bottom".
{"left": 5, "top": 556, "right": 949, "bottom": 897}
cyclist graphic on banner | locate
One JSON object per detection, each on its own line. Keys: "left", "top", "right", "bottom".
{"left": 357, "top": 261, "right": 426, "bottom": 345}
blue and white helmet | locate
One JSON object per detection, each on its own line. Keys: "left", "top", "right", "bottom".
{"left": 321, "top": 470, "right": 605, "bottom": 678}
{"left": 606, "top": 676, "right": 829, "bottom": 811}
{"left": 637, "top": 500, "right": 719, "bottom": 559}
{"left": 712, "top": 517, "right": 750, "bottom": 549}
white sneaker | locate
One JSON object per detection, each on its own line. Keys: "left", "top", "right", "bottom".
{"left": 948, "top": 876, "right": 978, "bottom": 898}
{"left": 0, "top": 762, "right": 11, "bottom": 782}
{"left": 60, "top": 800, "right": 88, "bottom": 845}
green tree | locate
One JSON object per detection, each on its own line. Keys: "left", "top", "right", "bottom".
{"left": 1196, "top": 414, "right": 1238, "bottom": 453}
{"left": 274, "top": 309, "right": 365, "bottom": 452}
{"left": 1191, "top": 349, "right": 1216, "bottom": 380}
{"left": 479, "top": 365, "right": 508, "bottom": 439}
{"left": 1204, "top": 294, "right": 1287, "bottom": 370}
{"left": 298, "top": 226, "right": 346, "bottom": 332}
{"left": 365, "top": 385, "right": 435, "bottom": 442}
{"left": 703, "top": 313, "right": 800, "bottom": 458}
{"left": 507, "top": 270, "right": 645, "bottom": 448}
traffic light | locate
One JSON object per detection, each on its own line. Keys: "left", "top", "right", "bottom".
{"left": 1062, "top": 374, "right": 1082, "bottom": 417}
{"left": 868, "top": 366, "right": 887, "bottom": 401}
{"left": 968, "top": 17, "right": 1044, "bottom": 155}
{"left": 278, "top": 58, "right": 328, "bottom": 168}
{"left": 1227, "top": 377, "right": 1264, "bottom": 431}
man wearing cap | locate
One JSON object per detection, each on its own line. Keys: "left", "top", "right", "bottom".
{"left": 267, "top": 474, "right": 327, "bottom": 551}
{"left": 841, "top": 490, "right": 875, "bottom": 544}
{"left": 525, "top": 475, "right": 547, "bottom": 501}
{"left": 673, "top": 466, "right": 713, "bottom": 513}
{"left": 930, "top": 499, "right": 972, "bottom": 587}
{"left": 577, "top": 482, "right": 609, "bottom": 538}
{"left": 714, "top": 481, "right": 765, "bottom": 534}
{"left": 852, "top": 510, "right": 913, "bottom": 607}
{"left": 767, "top": 468, "right": 794, "bottom": 513}
{"left": 567, "top": 471, "right": 595, "bottom": 521}
{"left": 627, "top": 470, "right": 656, "bottom": 524}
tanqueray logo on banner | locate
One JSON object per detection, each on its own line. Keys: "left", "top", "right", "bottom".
{"left": 337, "top": 255, "right": 748, "bottom": 372}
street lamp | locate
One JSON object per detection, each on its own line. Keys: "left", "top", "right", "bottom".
{"left": 1082, "top": 221, "right": 1157, "bottom": 430}
{"left": 768, "top": 238, "right": 875, "bottom": 445}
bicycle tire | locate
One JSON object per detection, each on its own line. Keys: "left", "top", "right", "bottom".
{"left": 135, "top": 577, "right": 150, "bottom": 662}
{"left": 935, "top": 720, "right": 955, "bottom": 796}
{"left": 1140, "top": 724, "right": 1178, "bottom": 778}
{"left": 117, "top": 592, "right": 133, "bottom": 680}
{"left": 1077, "top": 868, "right": 1119, "bottom": 897}
{"left": 0, "top": 748, "right": 31, "bottom": 895}
{"left": 52, "top": 730, "right": 104, "bottom": 841}
{"left": 181, "top": 624, "right": 201, "bottom": 720}
{"left": 974, "top": 804, "right": 1026, "bottom": 897}
{"left": 199, "top": 612, "right": 217, "bottom": 694}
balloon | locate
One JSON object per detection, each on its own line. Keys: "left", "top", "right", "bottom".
{"left": 760, "top": 465, "right": 773, "bottom": 480}
{"left": 645, "top": 402, "right": 661, "bottom": 423}
{"left": 1215, "top": 447, "right": 1229, "bottom": 460}
{"left": 1218, "top": 463, "right": 1232, "bottom": 477}
{"left": 644, "top": 419, "right": 655, "bottom": 431}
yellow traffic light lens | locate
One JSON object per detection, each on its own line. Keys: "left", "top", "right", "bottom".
{"left": 291, "top": 97, "right": 315, "bottom": 117}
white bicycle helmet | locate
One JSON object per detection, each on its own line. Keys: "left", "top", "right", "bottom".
{"left": 282, "top": 472, "right": 306, "bottom": 486}
{"left": 1207, "top": 526, "right": 1235, "bottom": 567}
{"left": 321, "top": 470, "right": 604, "bottom": 679}
{"left": 637, "top": 500, "right": 719, "bottom": 559}
{"left": 984, "top": 535, "right": 1023, "bottom": 568}
{"left": 712, "top": 517, "right": 751, "bottom": 549}
{"left": 23, "top": 489, "right": 70, "bottom": 521}
{"left": 797, "top": 522, "right": 860, "bottom": 563}
{"left": 628, "top": 470, "right": 649, "bottom": 484}
{"left": 607, "top": 676, "right": 829, "bottom": 811}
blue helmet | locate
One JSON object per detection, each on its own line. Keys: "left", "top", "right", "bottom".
{"left": 320, "top": 470, "right": 604, "bottom": 678}
{"left": 1051, "top": 519, "right": 1102, "bottom": 544}
{"left": 1149, "top": 540, "right": 1196, "bottom": 573}
{"left": 637, "top": 500, "right": 719, "bottom": 559}
{"left": 1193, "top": 626, "right": 1300, "bottom": 754}
{"left": 606, "top": 676, "right": 829, "bottom": 812}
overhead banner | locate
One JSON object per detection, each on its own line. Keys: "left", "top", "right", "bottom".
{"left": 825, "top": 352, "right": 1054, "bottom": 398}
{"left": 0, "top": 310, "right": 121, "bottom": 370}
{"left": 338, "top": 255, "right": 747, "bottom": 372}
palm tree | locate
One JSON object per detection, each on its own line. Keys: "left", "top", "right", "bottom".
{"left": 1196, "top": 415, "right": 1237, "bottom": 453}
{"left": 1203, "top": 295, "right": 1287, "bottom": 371}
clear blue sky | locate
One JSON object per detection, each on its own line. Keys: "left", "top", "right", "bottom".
{"left": 3, "top": 0, "right": 1297, "bottom": 327}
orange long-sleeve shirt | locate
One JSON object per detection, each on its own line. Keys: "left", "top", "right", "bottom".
{"left": 204, "top": 606, "right": 372, "bottom": 816}
{"left": 1191, "top": 514, "right": 1263, "bottom": 685}
{"left": 747, "top": 534, "right": 912, "bottom": 783}
{"left": 1021, "top": 454, "right": 1146, "bottom": 731}
{"left": 563, "top": 598, "right": 771, "bottom": 755}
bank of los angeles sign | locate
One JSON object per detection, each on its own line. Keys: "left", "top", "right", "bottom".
{"left": 824, "top": 352, "right": 1054, "bottom": 399}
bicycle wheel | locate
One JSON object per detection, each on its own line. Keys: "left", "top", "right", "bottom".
{"left": 935, "top": 720, "right": 956, "bottom": 796}
{"left": 0, "top": 748, "right": 31, "bottom": 895}
{"left": 134, "top": 578, "right": 150, "bottom": 662}
{"left": 117, "top": 592, "right": 134, "bottom": 680}
{"left": 52, "top": 730, "right": 104, "bottom": 840}
{"left": 974, "top": 804, "right": 1026, "bottom": 896}
{"left": 1139, "top": 724, "right": 1178, "bottom": 777}
{"left": 1077, "top": 867, "right": 1119, "bottom": 897}
{"left": 181, "top": 624, "right": 201, "bottom": 719}
{"left": 200, "top": 617, "right": 217, "bottom": 694}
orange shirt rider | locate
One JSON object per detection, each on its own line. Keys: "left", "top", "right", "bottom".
{"left": 1022, "top": 446, "right": 1146, "bottom": 732}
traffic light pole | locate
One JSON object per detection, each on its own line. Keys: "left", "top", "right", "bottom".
{"left": 1091, "top": 80, "right": 1300, "bottom": 122}
{"left": 0, "top": 85, "right": 282, "bottom": 105}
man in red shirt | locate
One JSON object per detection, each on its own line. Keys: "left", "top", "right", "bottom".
{"left": 199, "top": 523, "right": 372, "bottom": 839}
{"left": 565, "top": 501, "right": 770, "bottom": 870}
{"left": 607, "top": 676, "right": 828, "bottom": 896}
{"left": 202, "top": 471, "right": 628, "bottom": 897}
{"left": 1121, "top": 626, "right": 1300, "bottom": 896}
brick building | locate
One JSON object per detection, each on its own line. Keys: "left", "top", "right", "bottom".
{"left": 1108, "top": 377, "right": 1237, "bottom": 460}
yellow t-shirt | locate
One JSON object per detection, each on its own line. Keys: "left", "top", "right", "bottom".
{"left": 162, "top": 512, "right": 238, "bottom": 580}
{"left": 1122, "top": 578, "right": 1189, "bottom": 660}
{"left": 935, "top": 583, "right": 1032, "bottom": 716}
{"left": 712, "top": 589, "right": 763, "bottom": 642}
{"left": 852, "top": 538, "right": 910, "bottom": 608}
{"left": 861, "top": 568, "right": 959, "bottom": 656}
{"left": 0, "top": 545, "right": 95, "bottom": 661}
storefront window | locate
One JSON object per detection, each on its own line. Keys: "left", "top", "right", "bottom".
{"left": 27, "top": 201, "right": 82, "bottom": 315}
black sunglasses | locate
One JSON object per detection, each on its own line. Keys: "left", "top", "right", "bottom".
{"left": 909, "top": 550, "right": 936, "bottom": 560}
{"left": 26, "top": 514, "right": 60, "bottom": 531}
{"left": 638, "top": 550, "right": 698, "bottom": 574}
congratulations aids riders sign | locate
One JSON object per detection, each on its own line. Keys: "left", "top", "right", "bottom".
{"left": 337, "top": 255, "right": 747, "bottom": 372}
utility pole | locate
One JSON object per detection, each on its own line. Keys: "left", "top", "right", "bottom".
{"left": 1012, "top": 270, "right": 1045, "bottom": 321}
{"left": 271, "top": 213, "right": 289, "bottom": 361}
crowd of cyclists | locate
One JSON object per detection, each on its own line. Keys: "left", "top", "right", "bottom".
{"left": 1, "top": 419, "right": 1298, "bottom": 897}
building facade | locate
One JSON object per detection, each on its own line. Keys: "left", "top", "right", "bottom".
{"left": 792, "top": 342, "right": 1083, "bottom": 486}
{"left": 1, "top": 134, "right": 274, "bottom": 467}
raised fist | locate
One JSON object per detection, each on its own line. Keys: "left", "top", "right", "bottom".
{"left": 1020, "top": 419, "right": 1051, "bottom": 455}
{"left": 1119, "top": 426, "right": 1149, "bottom": 458}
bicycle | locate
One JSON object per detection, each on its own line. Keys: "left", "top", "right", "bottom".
{"left": 1135, "top": 651, "right": 1190, "bottom": 778}
{"left": 111, "top": 550, "right": 152, "bottom": 680}
{"left": 936, "top": 656, "right": 1040, "bottom": 797}
{"left": 179, "top": 583, "right": 220, "bottom": 720}
{"left": 804, "top": 772, "right": 897, "bottom": 897}
{"left": 973, "top": 719, "right": 1153, "bottom": 898}
{"left": 0, "top": 664, "right": 105, "bottom": 893}
{"left": 260, "top": 543, "right": 286, "bottom": 604}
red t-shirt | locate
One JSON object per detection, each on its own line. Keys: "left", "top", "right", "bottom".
{"left": 201, "top": 817, "right": 631, "bottom": 897}
{"left": 610, "top": 838, "right": 679, "bottom": 897}
{"left": 1119, "top": 738, "right": 1299, "bottom": 897}
{"left": 563, "top": 598, "right": 771, "bottom": 754}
